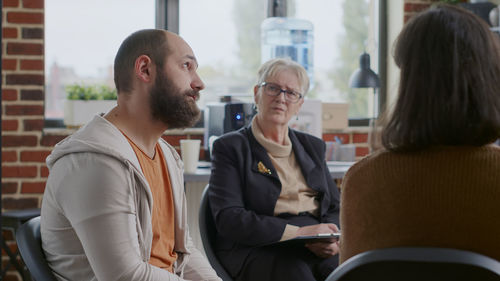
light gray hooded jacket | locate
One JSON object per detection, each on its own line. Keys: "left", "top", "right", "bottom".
{"left": 41, "top": 115, "right": 221, "bottom": 281}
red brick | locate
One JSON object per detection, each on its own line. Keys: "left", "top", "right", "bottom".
{"left": 2, "top": 197, "right": 39, "bottom": 210}
{"left": 352, "top": 133, "right": 368, "bottom": 144}
{"left": 2, "top": 119, "right": 19, "bottom": 131}
{"left": 6, "top": 42, "right": 43, "bottom": 55}
{"left": 2, "top": 89, "right": 18, "bottom": 101}
{"left": 23, "top": 0, "right": 43, "bottom": 9}
{"left": 40, "top": 135, "right": 66, "bottom": 146}
{"left": 22, "top": 27, "right": 44, "bottom": 39}
{"left": 2, "top": 150, "right": 18, "bottom": 162}
{"left": 3, "top": 0, "right": 19, "bottom": 7}
{"left": 21, "top": 89, "right": 44, "bottom": 100}
{"left": 404, "top": 3, "right": 430, "bottom": 13}
{"left": 322, "top": 133, "right": 350, "bottom": 144}
{"left": 20, "top": 150, "right": 51, "bottom": 162}
{"left": 355, "top": 146, "right": 369, "bottom": 157}
{"left": 20, "top": 59, "right": 43, "bottom": 70}
{"left": 24, "top": 119, "right": 44, "bottom": 131}
{"left": 21, "top": 181, "right": 46, "bottom": 193}
{"left": 2, "top": 27, "right": 18, "bottom": 38}
{"left": 7, "top": 12, "right": 43, "bottom": 24}
{"left": 2, "top": 59, "right": 17, "bottom": 70}
{"left": 40, "top": 165, "right": 49, "bottom": 177}
{"left": 2, "top": 165, "right": 38, "bottom": 177}
{"left": 6, "top": 74, "right": 44, "bottom": 85}
{"left": 162, "top": 135, "right": 185, "bottom": 146}
{"left": 199, "top": 149, "right": 206, "bottom": 161}
{"left": 5, "top": 105, "right": 44, "bottom": 116}
{"left": 2, "top": 182, "right": 18, "bottom": 194}
{"left": 2, "top": 135, "right": 38, "bottom": 147}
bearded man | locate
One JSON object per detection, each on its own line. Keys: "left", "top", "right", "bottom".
{"left": 40, "top": 29, "right": 221, "bottom": 281}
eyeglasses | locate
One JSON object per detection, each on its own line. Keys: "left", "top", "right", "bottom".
{"left": 259, "top": 82, "right": 303, "bottom": 103}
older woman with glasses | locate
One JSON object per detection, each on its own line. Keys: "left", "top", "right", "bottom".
{"left": 208, "top": 58, "right": 340, "bottom": 281}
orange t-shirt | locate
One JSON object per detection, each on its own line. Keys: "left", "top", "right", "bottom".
{"left": 124, "top": 135, "right": 178, "bottom": 272}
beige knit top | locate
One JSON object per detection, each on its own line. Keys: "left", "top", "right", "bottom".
{"left": 251, "top": 117, "right": 319, "bottom": 240}
{"left": 339, "top": 144, "right": 500, "bottom": 263}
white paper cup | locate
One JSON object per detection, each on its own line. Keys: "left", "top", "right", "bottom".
{"left": 180, "top": 139, "right": 201, "bottom": 174}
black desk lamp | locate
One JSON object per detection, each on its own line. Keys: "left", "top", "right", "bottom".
{"left": 348, "top": 52, "right": 380, "bottom": 118}
{"left": 349, "top": 52, "right": 381, "bottom": 152}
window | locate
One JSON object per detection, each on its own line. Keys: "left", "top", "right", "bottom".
{"left": 45, "top": 0, "right": 385, "bottom": 126}
{"left": 44, "top": 0, "right": 155, "bottom": 123}
{"left": 176, "top": 0, "right": 384, "bottom": 122}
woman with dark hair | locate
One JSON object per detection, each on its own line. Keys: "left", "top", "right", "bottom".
{"left": 340, "top": 4, "right": 500, "bottom": 263}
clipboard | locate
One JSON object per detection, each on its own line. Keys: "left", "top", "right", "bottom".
{"left": 265, "top": 233, "right": 340, "bottom": 246}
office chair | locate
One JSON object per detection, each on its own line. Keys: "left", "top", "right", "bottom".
{"left": 199, "top": 185, "right": 234, "bottom": 281}
{"left": 326, "top": 247, "right": 500, "bottom": 281}
{"left": 16, "top": 216, "right": 58, "bottom": 281}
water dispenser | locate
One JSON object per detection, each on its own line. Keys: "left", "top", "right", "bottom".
{"left": 261, "top": 17, "right": 314, "bottom": 88}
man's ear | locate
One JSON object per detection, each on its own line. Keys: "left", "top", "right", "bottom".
{"left": 135, "top": 55, "right": 153, "bottom": 83}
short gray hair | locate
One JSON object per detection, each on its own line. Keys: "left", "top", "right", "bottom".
{"left": 256, "top": 58, "right": 310, "bottom": 95}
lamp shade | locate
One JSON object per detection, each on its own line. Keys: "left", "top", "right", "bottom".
{"left": 349, "top": 52, "right": 380, "bottom": 88}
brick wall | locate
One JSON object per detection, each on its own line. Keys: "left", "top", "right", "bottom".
{"left": 2, "top": 0, "right": 45, "bottom": 214}
{"left": 2, "top": 1, "right": 45, "bottom": 279}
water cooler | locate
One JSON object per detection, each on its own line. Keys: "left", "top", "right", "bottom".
{"left": 261, "top": 17, "right": 314, "bottom": 88}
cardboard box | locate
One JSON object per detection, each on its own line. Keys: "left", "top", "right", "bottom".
{"left": 322, "top": 103, "right": 349, "bottom": 130}
{"left": 288, "top": 99, "right": 323, "bottom": 138}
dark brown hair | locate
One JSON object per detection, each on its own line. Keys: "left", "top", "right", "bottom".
{"left": 114, "top": 29, "right": 169, "bottom": 93}
{"left": 382, "top": 4, "right": 500, "bottom": 152}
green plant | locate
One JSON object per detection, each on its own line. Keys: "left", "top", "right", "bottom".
{"left": 66, "top": 84, "right": 117, "bottom": 100}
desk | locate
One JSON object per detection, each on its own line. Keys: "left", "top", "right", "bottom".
{"left": 184, "top": 161, "right": 354, "bottom": 256}
{"left": 184, "top": 161, "right": 353, "bottom": 182}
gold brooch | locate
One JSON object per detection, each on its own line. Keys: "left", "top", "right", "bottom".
{"left": 257, "top": 161, "right": 271, "bottom": 175}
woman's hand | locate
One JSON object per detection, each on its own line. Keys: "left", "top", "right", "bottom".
{"left": 305, "top": 240, "right": 340, "bottom": 258}
{"left": 296, "top": 223, "right": 340, "bottom": 258}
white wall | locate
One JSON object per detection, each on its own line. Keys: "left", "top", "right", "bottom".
{"left": 385, "top": 0, "right": 404, "bottom": 112}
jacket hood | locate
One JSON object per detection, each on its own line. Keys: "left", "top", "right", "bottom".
{"left": 46, "top": 115, "right": 142, "bottom": 171}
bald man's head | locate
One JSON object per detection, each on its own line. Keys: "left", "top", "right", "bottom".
{"left": 113, "top": 29, "right": 175, "bottom": 93}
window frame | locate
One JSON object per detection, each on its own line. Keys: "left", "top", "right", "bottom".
{"left": 44, "top": 0, "right": 387, "bottom": 128}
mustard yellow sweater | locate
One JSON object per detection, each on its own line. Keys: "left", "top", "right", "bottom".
{"left": 340, "top": 145, "right": 500, "bottom": 263}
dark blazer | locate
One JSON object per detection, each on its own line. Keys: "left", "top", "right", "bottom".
{"left": 208, "top": 125, "right": 340, "bottom": 277}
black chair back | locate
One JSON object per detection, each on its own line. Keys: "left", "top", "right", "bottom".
{"left": 16, "top": 216, "right": 57, "bottom": 281}
{"left": 199, "top": 185, "right": 234, "bottom": 281}
{"left": 327, "top": 247, "right": 500, "bottom": 281}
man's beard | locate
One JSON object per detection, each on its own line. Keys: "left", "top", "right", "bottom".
{"left": 149, "top": 72, "right": 201, "bottom": 129}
